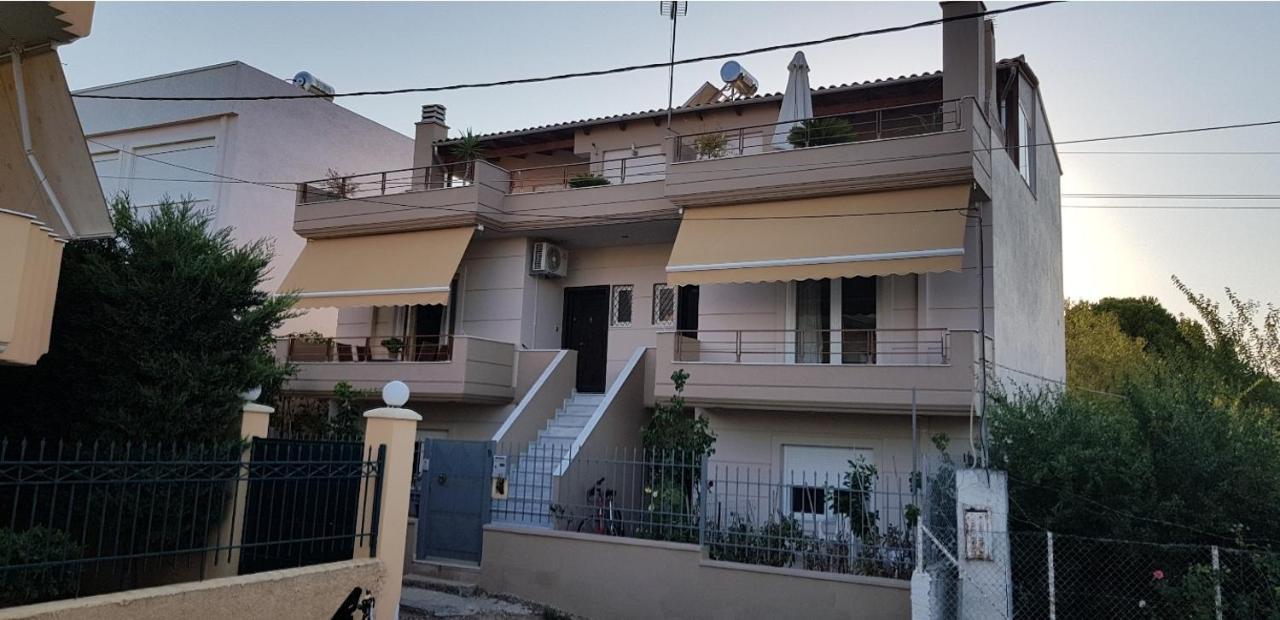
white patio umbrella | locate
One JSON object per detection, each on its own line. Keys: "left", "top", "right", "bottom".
{"left": 771, "top": 51, "right": 814, "bottom": 150}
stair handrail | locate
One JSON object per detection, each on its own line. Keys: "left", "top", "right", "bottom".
{"left": 492, "top": 349, "right": 576, "bottom": 445}
{"left": 551, "top": 346, "right": 651, "bottom": 478}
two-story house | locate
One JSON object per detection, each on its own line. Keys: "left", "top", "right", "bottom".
{"left": 73, "top": 62, "right": 415, "bottom": 334}
{"left": 276, "top": 1, "right": 1062, "bottom": 529}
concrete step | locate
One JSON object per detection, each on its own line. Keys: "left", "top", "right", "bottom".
{"left": 507, "top": 483, "right": 551, "bottom": 501}
{"left": 491, "top": 499, "right": 553, "bottom": 526}
{"left": 570, "top": 392, "right": 606, "bottom": 405}
{"left": 561, "top": 404, "right": 599, "bottom": 416}
{"left": 402, "top": 574, "right": 479, "bottom": 597}
{"left": 539, "top": 426, "right": 582, "bottom": 440}
{"left": 406, "top": 557, "right": 482, "bottom": 583}
{"left": 548, "top": 417, "right": 591, "bottom": 431}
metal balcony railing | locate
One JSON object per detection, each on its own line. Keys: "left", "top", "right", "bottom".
{"left": 279, "top": 334, "right": 453, "bottom": 363}
{"left": 672, "top": 328, "right": 950, "bottom": 365}
{"left": 506, "top": 153, "right": 668, "bottom": 193}
{"left": 295, "top": 163, "right": 476, "bottom": 205}
{"left": 670, "top": 100, "right": 961, "bottom": 163}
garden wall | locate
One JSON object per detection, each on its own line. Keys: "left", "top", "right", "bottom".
{"left": 0, "top": 559, "right": 384, "bottom": 620}
{"left": 480, "top": 524, "right": 909, "bottom": 620}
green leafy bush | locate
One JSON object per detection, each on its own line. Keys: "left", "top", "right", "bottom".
{"left": 567, "top": 174, "right": 611, "bottom": 188}
{"left": 692, "top": 133, "right": 728, "bottom": 159}
{"left": 0, "top": 527, "right": 83, "bottom": 606}
{"left": 787, "top": 117, "right": 857, "bottom": 148}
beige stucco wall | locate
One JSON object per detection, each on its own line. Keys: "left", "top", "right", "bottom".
{"left": 480, "top": 525, "right": 908, "bottom": 620}
{"left": 0, "top": 559, "right": 384, "bottom": 620}
{"left": 526, "top": 242, "right": 672, "bottom": 387}
{"left": 705, "top": 407, "right": 969, "bottom": 472}
{"left": 413, "top": 401, "right": 510, "bottom": 441}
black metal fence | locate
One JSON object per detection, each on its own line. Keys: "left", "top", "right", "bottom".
{"left": 0, "top": 437, "right": 384, "bottom": 608}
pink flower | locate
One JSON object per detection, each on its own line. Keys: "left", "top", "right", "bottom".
{"left": 1153, "top": 570, "right": 1165, "bottom": 580}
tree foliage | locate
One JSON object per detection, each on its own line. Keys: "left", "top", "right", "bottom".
{"left": 993, "top": 279, "right": 1280, "bottom": 546}
{"left": 0, "top": 198, "right": 295, "bottom": 443}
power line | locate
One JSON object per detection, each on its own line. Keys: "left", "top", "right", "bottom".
{"left": 91, "top": 113, "right": 1280, "bottom": 228}
{"left": 71, "top": 2, "right": 1061, "bottom": 102}
{"left": 1063, "top": 205, "right": 1280, "bottom": 211}
{"left": 1061, "top": 150, "right": 1280, "bottom": 156}
{"left": 1065, "top": 193, "right": 1280, "bottom": 199}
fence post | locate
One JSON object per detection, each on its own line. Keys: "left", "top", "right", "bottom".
{"left": 206, "top": 389, "right": 273, "bottom": 578}
{"left": 955, "top": 469, "right": 1012, "bottom": 619}
{"left": 698, "top": 453, "right": 709, "bottom": 548}
{"left": 357, "top": 381, "right": 421, "bottom": 617}
{"left": 1212, "top": 545, "right": 1223, "bottom": 620}
{"left": 1047, "top": 531, "right": 1056, "bottom": 620}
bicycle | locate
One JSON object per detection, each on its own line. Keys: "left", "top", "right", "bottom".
{"left": 577, "top": 477, "right": 619, "bottom": 535}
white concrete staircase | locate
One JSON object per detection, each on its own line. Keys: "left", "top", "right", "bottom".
{"left": 493, "top": 392, "right": 604, "bottom": 528}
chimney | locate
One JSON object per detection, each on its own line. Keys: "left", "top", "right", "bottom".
{"left": 414, "top": 104, "right": 449, "bottom": 168}
{"left": 941, "top": 2, "right": 996, "bottom": 119}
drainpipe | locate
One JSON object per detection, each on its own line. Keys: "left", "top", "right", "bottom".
{"left": 9, "top": 47, "right": 75, "bottom": 237}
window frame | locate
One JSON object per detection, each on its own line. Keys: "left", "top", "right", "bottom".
{"left": 610, "top": 284, "right": 634, "bottom": 328}
{"left": 652, "top": 283, "right": 676, "bottom": 328}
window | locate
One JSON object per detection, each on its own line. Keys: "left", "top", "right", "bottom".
{"left": 782, "top": 445, "right": 875, "bottom": 521}
{"left": 676, "top": 285, "right": 700, "bottom": 335}
{"left": 130, "top": 139, "right": 218, "bottom": 212}
{"left": 841, "top": 277, "right": 877, "bottom": 364}
{"left": 1018, "top": 102, "right": 1035, "bottom": 190}
{"left": 652, "top": 284, "right": 675, "bottom": 328}
{"left": 610, "top": 284, "right": 633, "bottom": 327}
{"left": 794, "top": 280, "right": 831, "bottom": 363}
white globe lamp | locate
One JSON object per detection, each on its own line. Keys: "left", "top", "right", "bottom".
{"left": 382, "top": 380, "right": 410, "bottom": 408}
{"left": 239, "top": 386, "right": 263, "bottom": 403}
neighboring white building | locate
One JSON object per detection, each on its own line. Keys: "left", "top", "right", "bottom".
{"left": 73, "top": 61, "right": 414, "bottom": 333}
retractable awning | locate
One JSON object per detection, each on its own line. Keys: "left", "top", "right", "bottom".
{"left": 665, "top": 184, "right": 972, "bottom": 286}
{"left": 0, "top": 210, "right": 65, "bottom": 365}
{"left": 280, "top": 227, "right": 473, "bottom": 309}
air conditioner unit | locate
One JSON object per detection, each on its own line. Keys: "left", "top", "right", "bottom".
{"left": 530, "top": 241, "right": 568, "bottom": 278}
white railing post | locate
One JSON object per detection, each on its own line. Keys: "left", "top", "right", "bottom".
{"left": 1212, "top": 545, "right": 1223, "bottom": 620}
{"left": 1047, "top": 531, "right": 1056, "bottom": 620}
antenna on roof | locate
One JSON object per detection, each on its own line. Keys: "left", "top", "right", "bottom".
{"left": 660, "top": 1, "right": 688, "bottom": 130}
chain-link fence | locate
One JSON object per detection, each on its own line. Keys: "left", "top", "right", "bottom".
{"left": 1009, "top": 531, "right": 1280, "bottom": 619}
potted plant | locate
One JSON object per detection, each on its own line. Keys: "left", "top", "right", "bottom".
{"left": 447, "top": 129, "right": 487, "bottom": 182}
{"left": 788, "top": 117, "right": 857, "bottom": 148}
{"left": 692, "top": 133, "right": 728, "bottom": 159}
{"left": 568, "top": 173, "right": 611, "bottom": 188}
{"left": 380, "top": 337, "right": 405, "bottom": 359}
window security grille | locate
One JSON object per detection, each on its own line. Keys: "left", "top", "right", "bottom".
{"left": 653, "top": 284, "right": 675, "bottom": 328}
{"left": 610, "top": 284, "right": 634, "bottom": 327}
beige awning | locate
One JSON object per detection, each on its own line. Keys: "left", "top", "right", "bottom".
{"left": 0, "top": 210, "right": 65, "bottom": 365}
{"left": 666, "top": 184, "right": 972, "bottom": 286}
{"left": 280, "top": 227, "right": 473, "bottom": 309}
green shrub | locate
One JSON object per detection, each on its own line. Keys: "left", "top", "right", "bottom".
{"left": 692, "top": 133, "right": 728, "bottom": 159}
{"left": 0, "top": 527, "right": 82, "bottom": 607}
{"left": 787, "top": 117, "right": 857, "bottom": 148}
{"left": 568, "top": 174, "right": 611, "bottom": 188}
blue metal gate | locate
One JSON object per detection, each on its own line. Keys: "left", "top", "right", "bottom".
{"left": 416, "top": 440, "right": 493, "bottom": 564}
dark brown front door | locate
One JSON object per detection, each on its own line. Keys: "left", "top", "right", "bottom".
{"left": 562, "top": 286, "right": 609, "bottom": 393}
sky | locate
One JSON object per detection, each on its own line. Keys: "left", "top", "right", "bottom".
{"left": 59, "top": 1, "right": 1280, "bottom": 319}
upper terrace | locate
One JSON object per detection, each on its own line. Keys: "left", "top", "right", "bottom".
{"left": 287, "top": 53, "right": 1057, "bottom": 238}
{"left": 292, "top": 100, "right": 994, "bottom": 239}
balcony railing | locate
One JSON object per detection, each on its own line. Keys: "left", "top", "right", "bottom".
{"left": 295, "top": 163, "right": 475, "bottom": 205}
{"left": 671, "top": 100, "right": 960, "bottom": 163}
{"left": 673, "top": 328, "right": 950, "bottom": 365}
{"left": 279, "top": 334, "right": 453, "bottom": 363}
{"left": 506, "top": 154, "right": 668, "bottom": 193}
